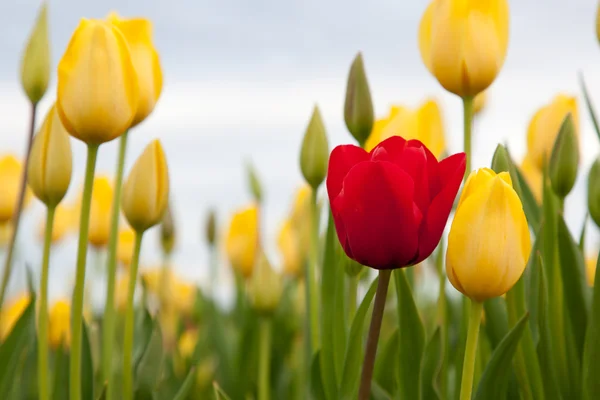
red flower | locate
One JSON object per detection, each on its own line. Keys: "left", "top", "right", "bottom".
{"left": 327, "top": 136, "right": 465, "bottom": 270}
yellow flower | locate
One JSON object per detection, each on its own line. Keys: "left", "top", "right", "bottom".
{"left": 278, "top": 185, "right": 312, "bottom": 278}
{"left": 141, "top": 267, "right": 196, "bottom": 314}
{"left": 526, "top": 94, "right": 579, "bottom": 170}
{"left": 446, "top": 168, "right": 531, "bottom": 301}
{"left": 122, "top": 140, "right": 169, "bottom": 232}
{"left": 27, "top": 105, "right": 73, "bottom": 207}
{"left": 225, "top": 204, "right": 259, "bottom": 278}
{"left": 38, "top": 204, "right": 74, "bottom": 243}
{"left": 419, "top": 0, "right": 510, "bottom": 97}
{"left": 364, "top": 99, "right": 445, "bottom": 158}
{"left": 117, "top": 227, "right": 136, "bottom": 267}
{"left": 115, "top": 275, "right": 130, "bottom": 312}
{"left": 0, "top": 294, "right": 30, "bottom": 340}
{"left": 178, "top": 328, "right": 198, "bottom": 360}
{"left": 108, "top": 13, "right": 163, "bottom": 127}
{"left": 88, "top": 176, "right": 114, "bottom": 247}
{"left": 48, "top": 299, "right": 71, "bottom": 349}
{"left": 0, "top": 223, "right": 13, "bottom": 247}
{"left": 0, "top": 155, "right": 31, "bottom": 223}
{"left": 587, "top": 255, "right": 597, "bottom": 287}
{"left": 520, "top": 155, "right": 542, "bottom": 203}
{"left": 278, "top": 219, "right": 302, "bottom": 277}
{"left": 474, "top": 91, "right": 487, "bottom": 115}
{"left": 57, "top": 19, "right": 138, "bottom": 145}
{"left": 172, "top": 279, "right": 196, "bottom": 315}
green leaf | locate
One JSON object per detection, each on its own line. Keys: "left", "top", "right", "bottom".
{"left": 338, "top": 278, "right": 378, "bottom": 400}
{"left": 371, "top": 381, "right": 393, "bottom": 400}
{"left": 133, "top": 308, "right": 153, "bottom": 372}
{"left": 213, "top": 381, "right": 233, "bottom": 400}
{"left": 474, "top": 313, "right": 529, "bottom": 400}
{"left": 311, "top": 351, "right": 327, "bottom": 400}
{"left": 395, "top": 269, "right": 425, "bottom": 400}
{"left": 52, "top": 347, "right": 69, "bottom": 400}
{"left": 579, "top": 214, "right": 588, "bottom": 254}
{"left": 524, "top": 235, "right": 542, "bottom": 345}
{"left": 507, "top": 150, "right": 542, "bottom": 231}
{"left": 0, "top": 295, "right": 36, "bottom": 394}
{"left": 81, "top": 321, "right": 94, "bottom": 400}
{"left": 96, "top": 383, "right": 107, "bottom": 400}
{"left": 482, "top": 297, "right": 508, "bottom": 349}
{"left": 420, "top": 327, "right": 442, "bottom": 400}
{"left": 583, "top": 252, "right": 600, "bottom": 400}
{"left": 374, "top": 330, "right": 399, "bottom": 396}
{"left": 579, "top": 72, "right": 600, "bottom": 141}
{"left": 135, "top": 321, "right": 164, "bottom": 394}
{"left": 172, "top": 366, "right": 197, "bottom": 400}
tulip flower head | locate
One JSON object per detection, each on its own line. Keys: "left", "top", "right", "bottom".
{"left": 278, "top": 219, "right": 302, "bottom": 277}
{"left": 57, "top": 18, "right": 138, "bottom": 144}
{"left": 225, "top": 204, "right": 259, "bottom": 278}
{"left": 88, "top": 176, "right": 114, "bottom": 247}
{"left": 446, "top": 168, "right": 531, "bottom": 301}
{"left": 49, "top": 299, "right": 71, "bottom": 349}
{"left": 0, "top": 294, "right": 30, "bottom": 340}
{"left": 327, "top": 136, "right": 465, "bottom": 270}
{"left": 0, "top": 155, "right": 31, "bottom": 223}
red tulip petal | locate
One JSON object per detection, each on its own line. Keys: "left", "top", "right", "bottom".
{"left": 333, "top": 160, "right": 419, "bottom": 269}
{"left": 407, "top": 140, "right": 441, "bottom": 199}
{"left": 327, "top": 145, "right": 369, "bottom": 202}
{"left": 413, "top": 152, "right": 466, "bottom": 263}
{"left": 369, "top": 136, "right": 407, "bottom": 159}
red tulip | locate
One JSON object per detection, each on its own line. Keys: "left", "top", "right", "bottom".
{"left": 327, "top": 136, "right": 465, "bottom": 270}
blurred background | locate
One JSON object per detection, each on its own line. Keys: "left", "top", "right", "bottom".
{"left": 0, "top": 0, "right": 599, "bottom": 309}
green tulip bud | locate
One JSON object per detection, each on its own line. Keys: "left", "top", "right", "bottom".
{"left": 588, "top": 158, "right": 600, "bottom": 228}
{"left": 250, "top": 252, "right": 283, "bottom": 315}
{"left": 300, "top": 106, "right": 329, "bottom": 189}
{"left": 160, "top": 201, "right": 175, "bottom": 255}
{"left": 247, "top": 161, "right": 263, "bottom": 204}
{"left": 550, "top": 114, "right": 579, "bottom": 198}
{"left": 205, "top": 209, "right": 217, "bottom": 247}
{"left": 344, "top": 52, "right": 374, "bottom": 147}
{"left": 20, "top": 3, "right": 50, "bottom": 105}
{"left": 491, "top": 144, "right": 511, "bottom": 174}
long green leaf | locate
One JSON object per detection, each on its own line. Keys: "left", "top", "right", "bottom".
{"left": 395, "top": 269, "right": 425, "bottom": 400}
{"left": 135, "top": 321, "right": 164, "bottom": 394}
{"left": 81, "top": 321, "right": 94, "bottom": 400}
{"left": 583, "top": 252, "right": 600, "bottom": 400}
{"left": 52, "top": 347, "right": 69, "bottom": 400}
{"left": 374, "top": 330, "right": 399, "bottom": 396}
{"left": 483, "top": 297, "right": 508, "bottom": 349}
{"left": 132, "top": 307, "right": 153, "bottom": 373}
{"left": 579, "top": 72, "right": 600, "bottom": 141}
{"left": 474, "top": 313, "right": 529, "bottom": 400}
{"left": 213, "top": 381, "right": 233, "bottom": 400}
{"left": 338, "top": 278, "right": 378, "bottom": 400}
{"left": 508, "top": 152, "right": 542, "bottom": 231}
{"left": 311, "top": 351, "right": 327, "bottom": 400}
{"left": 420, "top": 327, "right": 442, "bottom": 400}
{"left": 172, "top": 366, "right": 197, "bottom": 400}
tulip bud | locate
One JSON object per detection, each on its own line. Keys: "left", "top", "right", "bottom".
{"left": 122, "top": 140, "right": 170, "bottom": 232}
{"left": 549, "top": 114, "right": 579, "bottom": 198}
{"left": 20, "top": 3, "right": 50, "bottom": 105}
{"left": 27, "top": 106, "right": 73, "bottom": 207}
{"left": 446, "top": 169, "right": 531, "bottom": 301}
{"left": 249, "top": 252, "right": 283, "bottom": 314}
{"left": 588, "top": 158, "right": 600, "bottom": 228}
{"left": 48, "top": 299, "right": 71, "bottom": 349}
{"left": 160, "top": 201, "right": 176, "bottom": 255}
{"left": 247, "top": 162, "right": 263, "bottom": 204}
{"left": 300, "top": 106, "right": 329, "bottom": 189}
{"left": 344, "top": 52, "right": 374, "bottom": 147}
{"left": 205, "top": 209, "right": 217, "bottom": 247}
{"left": 491, "top": 144, "right": 511, "bottom": 174}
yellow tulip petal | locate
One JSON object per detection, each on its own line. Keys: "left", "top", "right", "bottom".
{"left": 225, "top": 205, "right": 258, "bottom": 278}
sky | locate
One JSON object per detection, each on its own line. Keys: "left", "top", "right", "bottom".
{"left": 0, "top": 0, "right": 599, "bottom": 306}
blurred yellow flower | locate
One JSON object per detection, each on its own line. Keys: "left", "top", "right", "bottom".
{"left": 38, "top": 204, "right": 74, "bottom": 243}
{"left": 178, "top": 328, "right": 198, "bottom": 360}
{"left": 519, "top": 155, "right": 542, "bottom": 203}
{"left": 172, "top": 280, "right": 196, "bottom": 316}
{"left": 115, "top": 275, "right": 130, "bottom": 312}
{"left": 48, "top": 299, "right": 71, "bottom": 349}
{"left": 88, "top": 176, "right": 114, "bottom": 248}
{"left": 278, "top": 186, "right": 312, "bottom": 278}
{"left": 117, "top": 227, "right": 136, "bottom": 267}
{"left": 0, "top": 155, "right": 31, "bottom": 223}
{"left": 141, "top": 267, "right": 196, "bottom": 315}
{"left": 225, "top": 204, "right": 259, "bottom": 278}
{"left": 474, "top": 91, "right": 488, "bottom": 115}
{"left": 57, "top": 19, "right": 138, "bottom": 145}
{"left": 419, "top": 0, "right": 509, "bottom": 97}
{"left": 278, "top": 219, "right": 302, "bottom": 277}
{"left": 364, "top": 100, "right": 445, "bottom": 158}
{"left": 250, "top": 252, "right": 283, "bottom": 314}
{"left": 0, "top": 293, "right": 30, "bottom": 340}
{"left": 108, "top": 13, "right": 163, "bottom": 127}
{"left": 447, "top": 169, "right": 531, "bottom": 301}
{"left": 0, "top": 223, "right": 13, "bottom": 247}
{"left": 587, "top": 255, "right": 597, "bottom": 287}
{"left": 526, "top": 94, "right": 579, "bottom": 170}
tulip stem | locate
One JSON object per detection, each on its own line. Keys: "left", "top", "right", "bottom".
{"left": 358, "top": 269, "right": 392, "bottom": 400}
{"left": 435, "top": 238, "right": 449, "bottom": 398}
{"left": 306, "top": 190, "right": 320, "bottom": 354}
{"left": 38, "top": 205, "right": 55, "bottom": 400}
{"left": 460, "top": 299, "right": 483, "bottom": 400}
{"left": 123, "top": 231, "right": 144, "bottom": 400}
{"left": 463, "top": 96, "right": 474, "bottom": 181}
{"left": 258, "top": 316, "right": 272, "bottom": 400}
{"left": 102, "top": 130, "right": 128, "bottom": 397}
{"left": 70, "top": 143, "right": 99, "bottom": 400}
{"left": 0, "top": 102, "right": 37, "bottom": 328}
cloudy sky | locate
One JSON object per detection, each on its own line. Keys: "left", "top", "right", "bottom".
{"left": 0, "top": 0, "right": 599, "bottom": 304}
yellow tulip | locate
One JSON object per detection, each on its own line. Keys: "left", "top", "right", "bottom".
{"left": 446, "top": 168, "right": 531, "bottom": 301}
{"left": 587, "top": 255, "right": 597, "bottom": 287}
{"left": 108, "top": 13, "right": 163, "bottom": 127}
{"left": 140, "top": 267, "right": 195, "bottom": 314}
{"left": 364, "top": 99, "right": 445, "bottom": 158}
{"left": 115, "top": 275, "right": 130, "bottom": 312}
{"left": 225, "top": 204, "right": 259, "bottom": 278}
{"left": 419, "top": 0, "right": 510, "bottom": 97}
{"left": 526, "top": 94, "right": 578, "bottom": 169}
{"left": 0, "top": 155, "right": 31, "bottom": 223}
{"left": 172, "top": 279, "right": 196, "bottom": 316}
{"left": 88, "top": 176, "right": 114, "bottom": 247}
{"left": 0, "top": 294, "right": 30, "bottom": 340}
{"left": 278, "top": 219, "right": 302, "bottom": 277}
{"left": 27, "top": 105, "right": 73, "bottom": 207}
{"left": 57, "top": 19, "right": 138, "bottom": 145}
{"left": 474, "top": 91, "right": 488, "bottom": 115}
{"left": 178, "top": 329, "right": 198, "bottom": 360}
{"left": 38, "top": 204, "right": 74, "bottom": 243}
{"left": 140, "top": 268, "right": 163, "bottom": 295}
{"left": 0, "top": 223, "right": 13, "bottom": 247}
{"left": 520, "top": 155, "right": 542, "bottom": 203}
{"left": 122, "top": 140, "right": 169, "bottom": 232}
{"left": 48, "top": 299, "right": 71, "bottom": 349}
{"left": 117, "top": 227, "right": 136, "bottom": 267}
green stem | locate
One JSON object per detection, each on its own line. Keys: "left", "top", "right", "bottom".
{"left": 348, "top": 275, "right": 358, "bottom": 322}
{"left": 358, "top": 270, "right": 392, "bottom": 400}
{"left": 123, "top": 231, "right": 144, "bottom": 400}
{"left": 460, "top": 299, "right": 483, "bottom": 400}
{"left": 102, "top": 131, "right": 128, "bottom": 394}
{"left": 209, "top": 244, "right": 217, "bottom": 297}
{"left": 70, "top": 144, "right": 99, "bottom": 400}
{"left": 435, "top": 239, "right": 448, "bottom": 399}
{"left": 463, "top": 96, "right": 474, "bottom": 182}
{"left": 258, "top": 317, "right": 272, "bottom": 400}
{"left": 38, "top": 205, "right": 55, "bottom": 400}
{"left": 307, "top": 190, "right": 320, "bottom": 354}
{"left": 0, "top": 102, "right": 37, "bottom": 327}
